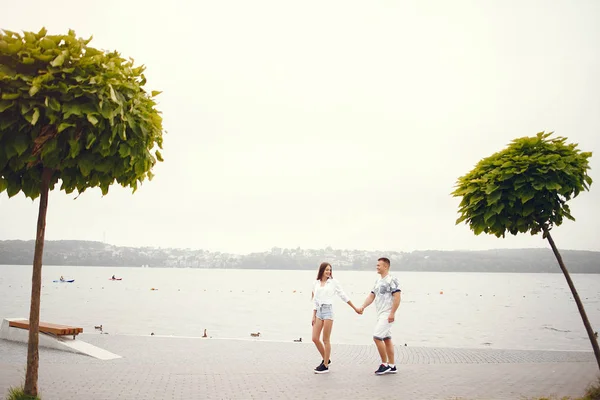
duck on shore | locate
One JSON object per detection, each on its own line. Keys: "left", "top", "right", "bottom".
{"left": 250, "top": 332, "right": 260, "bottom": 337}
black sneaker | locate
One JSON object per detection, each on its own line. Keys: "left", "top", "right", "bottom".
{"left": 388, "top": 366, "right": 397, "bottom": 374}
{"left": 314, "top": 363, "right": 329, "bottom": 374}
{"left": 375, "top": 364, "right": 391, "bottom": 375}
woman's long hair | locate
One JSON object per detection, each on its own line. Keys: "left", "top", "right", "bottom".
{"left": 316, "top": 262, "right": 332, "bottom": 280}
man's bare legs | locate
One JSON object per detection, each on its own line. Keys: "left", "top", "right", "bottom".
{"left": 374, "top": 338, "right": 395, "bottom": 365}
{"left": 384, "top": 338, "right": 395, "bottom": 365}
{"left": 322, "top": 320, "right": 333, "bottom": 367}
{"left": 374, "top": 338, "right": 388, "bottom": 363}
{"left": 312, "top": 318, "right": 325, "bottom": 360}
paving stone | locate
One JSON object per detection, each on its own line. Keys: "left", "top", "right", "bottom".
{"left": 0, "top": 334, "right": 597, "bottom": 399}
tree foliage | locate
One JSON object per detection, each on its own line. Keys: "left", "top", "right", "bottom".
{"left": 0, "top": 27, "right": 164, "bottom": 198}
{"left": 452, "top": 132, "right": 592, "bottom": 237}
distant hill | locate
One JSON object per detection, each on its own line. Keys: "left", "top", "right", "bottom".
{"left": 0, "top": 240, "right": 598, "bottom": 273}
{"left": 400, "top": 249, "right": 600, "bottom": 273}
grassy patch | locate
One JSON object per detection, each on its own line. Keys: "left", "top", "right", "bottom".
{"left": 529, "top": 397, "right": 571, "bottom": 400}
{"left": 5, "top": 386, "right": 41, "bottom": 400}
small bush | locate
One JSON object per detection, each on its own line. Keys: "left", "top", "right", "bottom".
{"left": 584, "top": 377, "right": 600, "bottom": 400}
{"left": 5, "top": 386, "right": 40, "bottom": 400}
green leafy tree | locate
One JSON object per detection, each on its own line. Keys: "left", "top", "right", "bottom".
{"left": 452, "top": 131, "right": 598, "bottom": 371}
{"left": 0, "top": 28, "right": 164, "bottom": 396}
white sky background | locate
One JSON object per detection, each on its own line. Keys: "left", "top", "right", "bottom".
{"left": 1, "top": 0, "right": 599, "bottom": 254}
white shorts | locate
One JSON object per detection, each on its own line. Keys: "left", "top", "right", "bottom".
{"left": 373, "top": 316, "right": 393, "bottom": 341}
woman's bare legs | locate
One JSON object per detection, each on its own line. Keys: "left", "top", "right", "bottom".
{"left": 322, "top": 319, "right": 333, "bottom": 367}
{"left": 312, "top": 318, "right": 325, "bottom": 360}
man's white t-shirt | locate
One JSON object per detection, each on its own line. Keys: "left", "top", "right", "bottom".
{"left": 371, "top": 274, "right": 401, "bottom": 316}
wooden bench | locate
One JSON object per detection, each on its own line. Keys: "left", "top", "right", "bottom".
{"left": 9, "top": 320, "right": 83, "bottom": 340}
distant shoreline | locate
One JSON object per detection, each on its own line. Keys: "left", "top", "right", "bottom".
{"left": 1, "top": 263, "right": 599, "bottom": 275}
{"left": 1, "top": 240, "right": 599, "bottom": 274}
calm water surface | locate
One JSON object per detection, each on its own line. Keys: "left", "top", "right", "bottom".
{"left": 0, "top": 265, "right": 599, "bottom": 351}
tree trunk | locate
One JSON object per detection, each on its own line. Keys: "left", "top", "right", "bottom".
{"left": 23, "top": 168, "right": 53, "bottom": 397}
{"left": 544, "top": 227, "right": 600, "bottom": 372}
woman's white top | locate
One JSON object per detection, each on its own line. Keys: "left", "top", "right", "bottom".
{"left": 312, "top": 278, "right": 350, "bottom": 310}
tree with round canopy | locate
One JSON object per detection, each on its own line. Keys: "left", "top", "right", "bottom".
{"left": 0, "top": 28, "right": 164, "bottom": 396}
{"left": 452, "top": 131, "right": 598, "bottom": 371}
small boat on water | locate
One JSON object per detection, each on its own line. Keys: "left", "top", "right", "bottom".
{"left": 53, "top": 279, "right": 74, "bottom": 283}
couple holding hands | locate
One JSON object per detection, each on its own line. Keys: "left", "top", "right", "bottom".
{"left": 310, "top": 257, "right": 401, "bottom": 375}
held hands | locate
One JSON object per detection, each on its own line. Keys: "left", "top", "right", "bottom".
{"left": 354, "top": 307, "right": 363, "bottom": 315}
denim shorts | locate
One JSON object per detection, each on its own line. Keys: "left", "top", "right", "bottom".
{"left": 316, "top": 304, "right": 334, "bottom": 320}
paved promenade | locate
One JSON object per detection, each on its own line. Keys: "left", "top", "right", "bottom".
{"left": 0, "top": 334, "right": 598, "bottom": 399}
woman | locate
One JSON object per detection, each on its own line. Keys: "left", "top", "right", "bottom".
{"left": 311, "top": 262, "right": 361, "bottom": 374}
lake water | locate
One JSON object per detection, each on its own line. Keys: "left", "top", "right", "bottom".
{"left": 0, "top": 265, "right": 599, "bottom": 352}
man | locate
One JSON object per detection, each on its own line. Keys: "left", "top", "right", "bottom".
{"left": 359, "top": 257, "right": 401, "bottom": 375}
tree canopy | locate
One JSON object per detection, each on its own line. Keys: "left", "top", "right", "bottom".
{"left": 452, "top": 132, "right": 592, "bottom": 237}
{"left": 0, "top": 27, "right": 164, "bottom": 199}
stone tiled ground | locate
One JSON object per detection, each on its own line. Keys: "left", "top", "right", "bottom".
{"left": 1, "top": 334, "right": 598, "bottom": 399}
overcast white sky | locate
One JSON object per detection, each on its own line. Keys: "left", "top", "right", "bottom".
{"left": 1, "top": 0, "right": 599, "bottom": 254}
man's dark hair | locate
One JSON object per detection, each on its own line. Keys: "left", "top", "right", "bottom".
{"left": 378, "top": 257, "right": 391, "bottom": 266}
